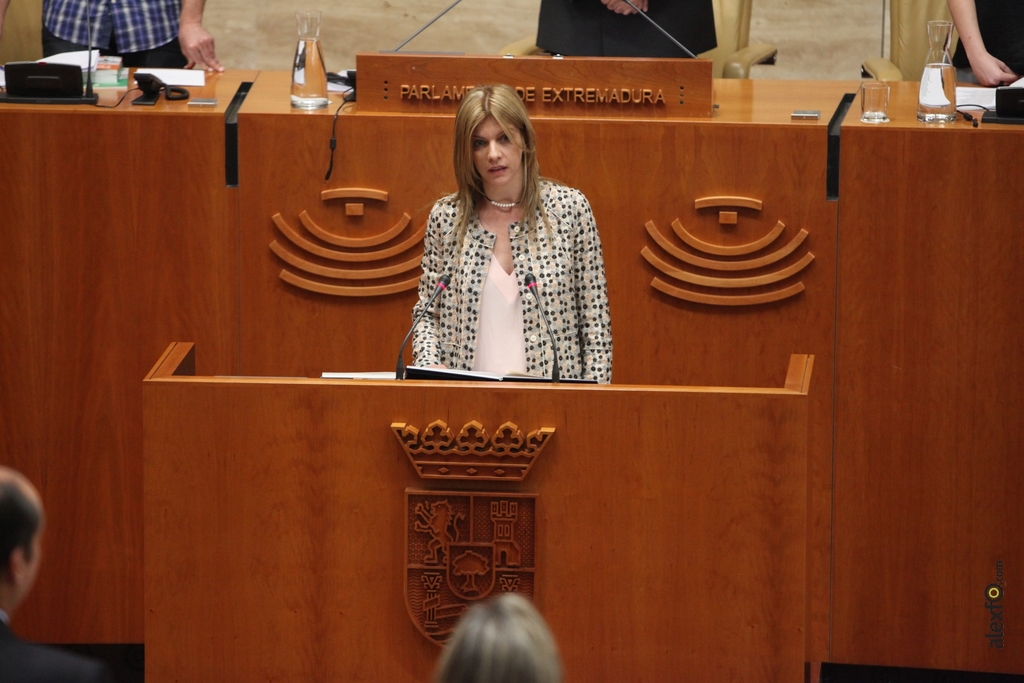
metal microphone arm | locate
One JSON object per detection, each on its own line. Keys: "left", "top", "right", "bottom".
{"left": 392, "top": 0, "right": 465, "bottom": 52}
{"left": 524, "top": 273, "right": 560, "bottom": 383}
{"left": 84, "top": 0, "right": 97, "bottom": 101}
{"left": 620, "top": 0, "right": 697, "bottom": 58}
{"left": 396, "top": 275, "right": 451, "bottom": 379}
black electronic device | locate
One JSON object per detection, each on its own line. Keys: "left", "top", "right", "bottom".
{"left": 996, "top": 86, "right": 1024, "bottom": 118}
{"left": 0, "top": 61, "right": 98, "bottom": 104}
{"left": 132, "top": 72, "right": 190, "bottom": 106}
{"left": 980, "top": 85, "right": 1024, "bottom": 125}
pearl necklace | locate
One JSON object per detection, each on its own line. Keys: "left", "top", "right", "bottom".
{"left": 486, "top": 196, "right": 521, "bottom": 210}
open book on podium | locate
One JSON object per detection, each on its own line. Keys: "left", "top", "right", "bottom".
{"left": 353, "top": 52, "right": 714, "bottom": 119}
{"left": 321, "top": 367, "right": 597, "bottom": 383}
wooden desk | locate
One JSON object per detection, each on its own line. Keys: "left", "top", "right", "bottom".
{"left": 831, "top": 81, "right": 1023, "bottom": 673}
{"left": 144, "top": 343, "right": 813, "bottom": 683}
{"left": 0, "top": 70, "right": 255, "bottom": 642}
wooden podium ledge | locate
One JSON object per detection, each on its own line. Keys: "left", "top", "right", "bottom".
{"left": 146, "top": 342, "right": 813, "bottom": 395}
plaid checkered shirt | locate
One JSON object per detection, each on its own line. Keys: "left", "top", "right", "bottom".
{"left": 44, "top": 0, "right": 180, "bottom": 54}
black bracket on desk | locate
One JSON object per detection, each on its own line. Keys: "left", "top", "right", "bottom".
{"left": 224, "top": 81, "right": 253, "bottom": 187}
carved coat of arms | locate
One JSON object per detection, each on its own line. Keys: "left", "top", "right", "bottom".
{"left": 392, "top": 419, "right": 553, "bottom": 646}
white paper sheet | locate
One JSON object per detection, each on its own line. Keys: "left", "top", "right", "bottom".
{"left": 134, "top": 68, "right": 206, "bottom": 87}
{"left": 956, "top": 76, "right": 1024, "bottom": 110}
{"left": 37, "top": 49, "right": 100, "bottom": 70}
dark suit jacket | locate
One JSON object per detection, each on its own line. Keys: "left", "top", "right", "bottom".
{"left": 0, "top": 621, "right": 114, "bottom": 683}
{"left": 536, "top": 0, "right": 717, "bottom": 57}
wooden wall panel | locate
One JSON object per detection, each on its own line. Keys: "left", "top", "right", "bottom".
{"left": 832, "top": 84, "right": 1024, "bottom": 673}
{"left": 237, "top": 106, "right": 452, "bottom": 374}
{"left": 0, "top": 77, "right": 246, "bottom": 641}
{"left": 144, "top": 361, "right": 809, "bottom": 683}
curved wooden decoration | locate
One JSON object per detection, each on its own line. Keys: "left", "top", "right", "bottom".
{"left": 279, "top": 270, "right": 420, "bottom": 297}
{"left": 652, "top": 277, "right": 806, "bottom": 306}
{"left": 694, "top": 196, "right": 763, "bottom": 210}
{"left": 273, "top": 213, "right": 426, "bottom": 262}
{"left": 320, "top": 187, "right": 389, "bottom": 202}
{"left": 642, "top": 248, "right": 814, "bottom": 288}
{"left": 645, "top": 221, "right": 809, "bottom": 271}
{"left": 300, "top": 210, "right": 412, "bottom": 248}
{"left": 270, "top": 241, "right": 420, "bottom": 280}
{"left": 672, "top": 218, "right": 785, "bottom": 256}
{"left": 392, "top": 419, "right": 555, "bottom": 481}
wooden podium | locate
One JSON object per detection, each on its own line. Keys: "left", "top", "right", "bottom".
{"left": 144, "top": 344, "right": 812, "bottom": 683}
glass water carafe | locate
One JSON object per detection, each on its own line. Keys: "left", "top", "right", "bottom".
{"left": 917, "top": 20, "right": 957, "bottom": 123}
{"left": 291, "top": 10, "right": 328, "bottom": 110}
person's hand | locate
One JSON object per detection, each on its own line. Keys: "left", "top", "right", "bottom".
{"left": 179, "top": 21, "right": 224, "bottom": 72}
{"left": 968, "top": 51, "right": 1019, "bottom": 86}
{"left": 602, "top": 0, "right": 648, "bottom": 15}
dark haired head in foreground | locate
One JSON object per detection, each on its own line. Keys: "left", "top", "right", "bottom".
{"left": 0, "top": 467, "right": 44, "bottom": 613}
{"left": 0, "top": 466, "right": 113, "bottom": 683}
{"left": 434, "top": 593, "right": 562, "bottom": 683}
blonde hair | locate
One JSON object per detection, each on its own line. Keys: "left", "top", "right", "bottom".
{"left": 451, "top": 84, "right": 550, "bottom": 245}
{"left": 434, "top": 593, "right": 562, "bottom": 683}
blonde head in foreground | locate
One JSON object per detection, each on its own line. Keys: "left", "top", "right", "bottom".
{"left": 434, "top": 593, "right": 562, "bottom": 683}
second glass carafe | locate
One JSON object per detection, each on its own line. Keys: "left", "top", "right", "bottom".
{"left": 291, "top": 10, "right": 328, "bottom": 110}
{"left": 917, "top": 20, "right": 957, "bottom": 123}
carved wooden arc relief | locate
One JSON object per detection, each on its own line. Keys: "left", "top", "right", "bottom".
{"left": 269, "top": 187, "right": 423, "bottom": 297}
{"left": 391, "top": 420, "right": 555, "bottom": 481}
{"left": 642, "top": 195, "right": 815, "bottom": 306}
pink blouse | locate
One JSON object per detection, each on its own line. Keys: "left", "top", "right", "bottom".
{"left": 472, "top": 255, "right": 528, "bottom": 376}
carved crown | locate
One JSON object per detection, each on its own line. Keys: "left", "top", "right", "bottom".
{"left": 391, "top": 420, "right": 554, "bottom": 481}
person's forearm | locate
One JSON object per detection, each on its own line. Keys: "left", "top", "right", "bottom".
{"left": 179, "top": 0, "right": 206, "bottom": 27}
{"left": 178, "top": 0, "right": 223, "bottom": 70}
{"left": 948, "top": 0, "right": 988, "bottom": 63}
{"left": 947, "top": 0, "right": 1018, "bottom": 84}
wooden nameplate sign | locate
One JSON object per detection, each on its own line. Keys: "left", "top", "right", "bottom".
{"left": 355, "top": 53, "right": 713, "bottom": 118}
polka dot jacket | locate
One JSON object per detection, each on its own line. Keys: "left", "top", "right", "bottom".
{"left": 412, "top": 181, "right": 613, "bottom": 383}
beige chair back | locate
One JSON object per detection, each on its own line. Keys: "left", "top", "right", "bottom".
{"left": 889, "top": 0, "right": 953, "bottom": 80}
{"left": 698, "top": 0, "right": 754, "bottom": 78}
{"left": 0, "top": 0, "right": 43, "bottom": 63}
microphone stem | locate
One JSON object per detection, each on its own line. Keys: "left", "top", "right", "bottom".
{"left": 526, "top": 277, "right": 560, "bottom": 383}
{"left": 85, "top": 0, "right": 95, "bottom": 98}
{"left": 393, "top": 0, "right": 464, "bottom": 51}
{"left": 620, "top": 0, "right": 697, "bottom": 58}
{"left": 396, "top": 278, "right": 449, "bottom": 379}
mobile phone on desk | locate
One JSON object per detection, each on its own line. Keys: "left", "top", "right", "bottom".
{"left": 188, "top": 98, "right": 217, "bottom": 107}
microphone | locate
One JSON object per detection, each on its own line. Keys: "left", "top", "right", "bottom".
{"left": 83, "top": 0, "right": 98, "bottom": 103}
{"left": 523, "top": 273, "right": 560, "bottom": 383}
{"left": 396, "top": 275, "right": 451, "bottom": 380}
{"left": 391, "top": 0, "right": 466, "bottom": 52}
{"left": 620, "top": 0, "right": 697, "bottom": 58}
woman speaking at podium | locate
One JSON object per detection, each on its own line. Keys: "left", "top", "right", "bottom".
{"left": 411, "top": 84, "right": 613, "bottom": 384}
